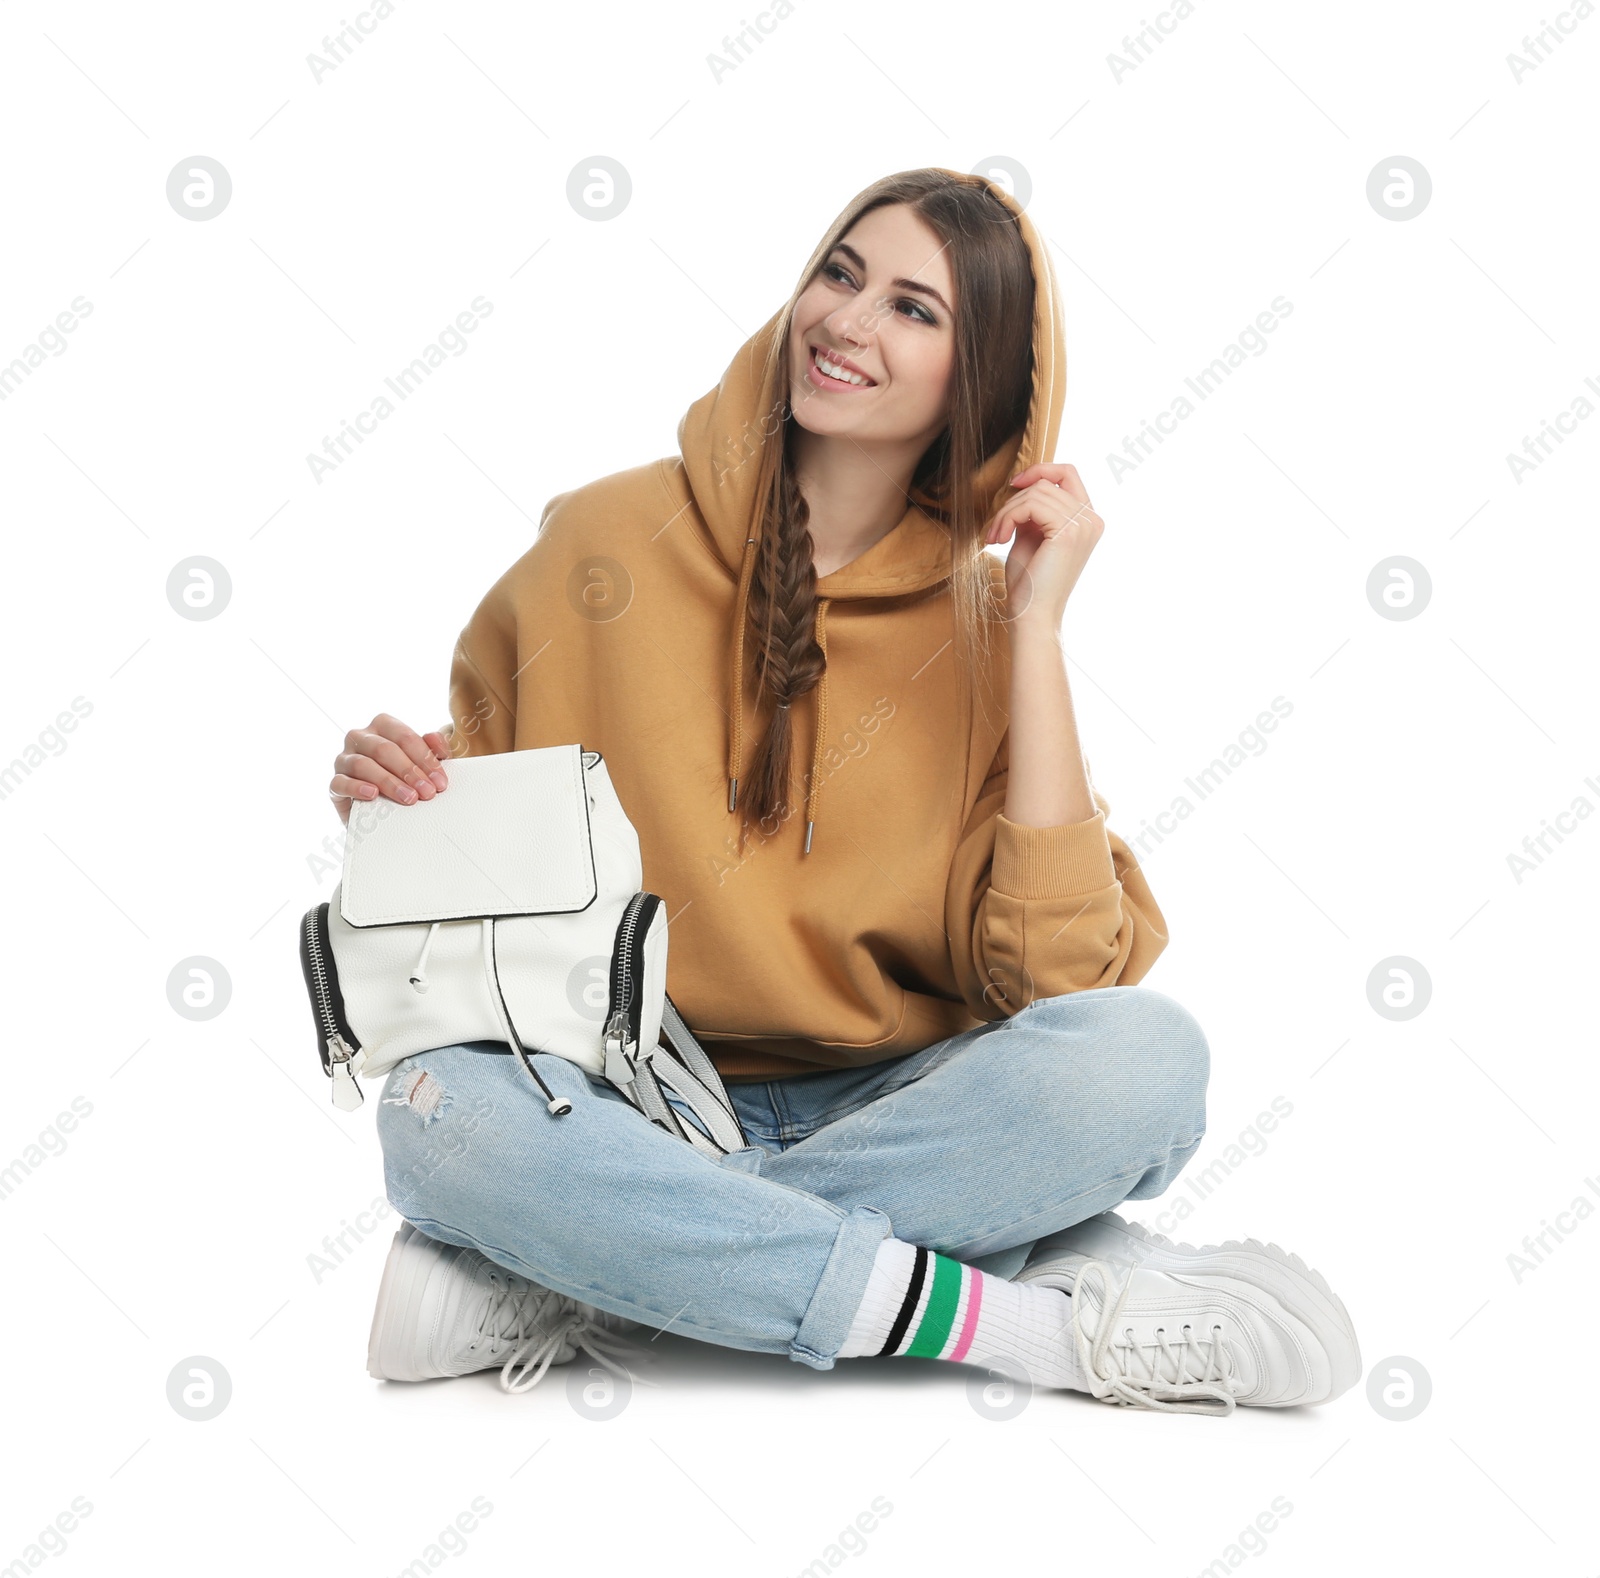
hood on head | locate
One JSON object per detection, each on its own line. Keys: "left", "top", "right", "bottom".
{"left": 673, "top": 167, "right": 1068, "bottom": 850}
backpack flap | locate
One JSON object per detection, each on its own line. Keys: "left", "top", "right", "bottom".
{"left": 339, "top": 745, "right": 597, "bottom": 927}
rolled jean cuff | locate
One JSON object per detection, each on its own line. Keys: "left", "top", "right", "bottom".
{"left": 788, "top": 1203, "right": 893, "bottom": 1371}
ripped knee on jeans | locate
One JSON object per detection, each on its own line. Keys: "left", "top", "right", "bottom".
{"left": 383, "top": 1066, "right": 449, "bottom": 1123}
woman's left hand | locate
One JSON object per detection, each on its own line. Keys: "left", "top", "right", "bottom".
{"left": 983, "top": 462, "right": 1104, "bottom": 629}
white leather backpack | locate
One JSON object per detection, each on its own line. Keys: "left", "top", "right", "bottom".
{"left": 296, "top": 744, "right": 747, "bottom": 1158}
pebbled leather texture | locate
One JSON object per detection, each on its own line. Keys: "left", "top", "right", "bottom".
{"left": 340, "top": 746, "right": 599, "bottom": 927}
{"left": 328, "top": 745, "right": 649, "bottom": 1080}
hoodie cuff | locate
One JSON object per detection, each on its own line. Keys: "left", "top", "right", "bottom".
{"left": 991, "top": 810, "right": 1117, "bottom": 900}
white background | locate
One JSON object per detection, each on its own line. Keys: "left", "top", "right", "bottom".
{"left": 2, "top": 0, "right": 1595, "bottom": 1572}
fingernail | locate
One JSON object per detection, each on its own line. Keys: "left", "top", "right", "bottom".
{"left": 430, "top": 770, "right": 448, "bottom": 791}
{"left": 414, "top": 778, "right": 435, "bottom": 798}
{"left": 397, "top": 787, "right": 417, "bottom": 804}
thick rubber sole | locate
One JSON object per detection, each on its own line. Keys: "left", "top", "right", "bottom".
{"left": 1018, "top": 1215, "right": 1363, "bottom": 1403}
{"left": 367, "top": 1221, "right": 445, "bottom": 1382}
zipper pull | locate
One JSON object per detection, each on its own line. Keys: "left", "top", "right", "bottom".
{"left": 603, "top": 1009, "right": 635, "bottom": 1089}
{"left": 328, "top": 1033, "right": 366, "bottom": 1111}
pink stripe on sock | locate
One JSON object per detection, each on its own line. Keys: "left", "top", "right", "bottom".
{"left": 946, "top": 1266, "right": 983, "bottom": 1362}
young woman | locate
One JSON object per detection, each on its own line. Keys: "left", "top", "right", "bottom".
{"left": 328, "top": 168, "right": 1360, "bottom": 1415}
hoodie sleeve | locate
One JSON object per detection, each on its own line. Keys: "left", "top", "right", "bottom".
{"left": 944, "top": 731, "right": 1169, "bottom": 1019}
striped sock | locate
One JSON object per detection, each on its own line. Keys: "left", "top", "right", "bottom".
{"left": 838, "top": 1237, "right": 1084, "bottom": 1391}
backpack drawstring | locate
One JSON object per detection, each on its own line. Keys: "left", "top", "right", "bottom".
{"left": 408, "top": 921, "right": 441, "bottom": 993}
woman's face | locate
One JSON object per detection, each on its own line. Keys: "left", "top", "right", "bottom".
{"left": 786, "top": 203, "right": 957, "bottom": 451}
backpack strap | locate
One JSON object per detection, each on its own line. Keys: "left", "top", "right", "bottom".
{"left": 604, "top": 992, "right": 749, "bottom": 1158}
{"left": 659, "top": 995, "right": 742, "bottom": 1125}
{"left": 644, "top": 1052, "right": 748, "bottom": 1155}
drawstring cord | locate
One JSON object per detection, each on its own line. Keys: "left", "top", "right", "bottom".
{"left": 400, "top": 918, "right": 574, "bottom": 1117}
{"left": 476, "top": 917, "right": 572, "bottom": 1116}
{"left": 804, "top": 598, "right": 830, "bottom": 855}
{"left": 408, "top": 921, "right": 442, "bottom": 993}
{"left": 726, "top": 535, "right": 759, "bottom": 812}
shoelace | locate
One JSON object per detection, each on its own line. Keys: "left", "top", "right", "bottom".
{"left": 1070, "top": 1258, "right": 1241, "bottom": 1417}
{"left": 469, "top": 1268, "right": 660, "bottom": 1395}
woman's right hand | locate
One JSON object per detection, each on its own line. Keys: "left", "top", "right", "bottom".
{"left": 330, "top": 713, "right": 451, "bottom": 826}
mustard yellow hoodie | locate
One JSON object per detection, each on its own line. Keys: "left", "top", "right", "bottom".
{"left": 441, "top": 171, "right": 1168, "bottom": 1080}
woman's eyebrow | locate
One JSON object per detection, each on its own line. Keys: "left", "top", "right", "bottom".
{"left": 829, "top": 241, "right": 952, "bottom": 317}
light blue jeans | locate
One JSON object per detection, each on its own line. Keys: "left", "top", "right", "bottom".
{"left": 374, "top": 984, "right": 1209, "bottom": 1370}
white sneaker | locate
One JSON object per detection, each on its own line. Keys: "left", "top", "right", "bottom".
{"left": 1014, "top": 1212, "right": 1361, "bottom": 1416}
{"left": 367, "top": 1222, "right": 654, "bottom": 1394}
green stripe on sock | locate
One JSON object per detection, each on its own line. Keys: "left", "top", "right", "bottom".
{"left": 903, "top": 1254, "right": 963, "bottom": 1357}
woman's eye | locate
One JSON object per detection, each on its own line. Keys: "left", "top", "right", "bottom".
{"left": 819, "top": 264, "right": 935, "bottom": 326}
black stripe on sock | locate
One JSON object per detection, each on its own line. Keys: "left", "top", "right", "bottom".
{"left": 876, "top": 1245, "right": 928, "bottom": 1358}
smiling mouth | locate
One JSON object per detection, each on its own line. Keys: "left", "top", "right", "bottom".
{"left": 809, "top": 345, "right": 876, "bottom": 388}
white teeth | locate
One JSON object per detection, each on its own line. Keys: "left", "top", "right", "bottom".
{"left": 815, "top": 349, "right": 867, "bottom": 385}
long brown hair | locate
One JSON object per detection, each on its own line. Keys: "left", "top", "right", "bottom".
{"left": 736, "top": 169, "right": 1037, "bottom": 841}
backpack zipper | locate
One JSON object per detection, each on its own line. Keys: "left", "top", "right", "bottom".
{"left": 298, "top": 901, "right": 365, "bottom": 1109}
{"left": 603, "top": 891, "right": 661, "bottom": 1088}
